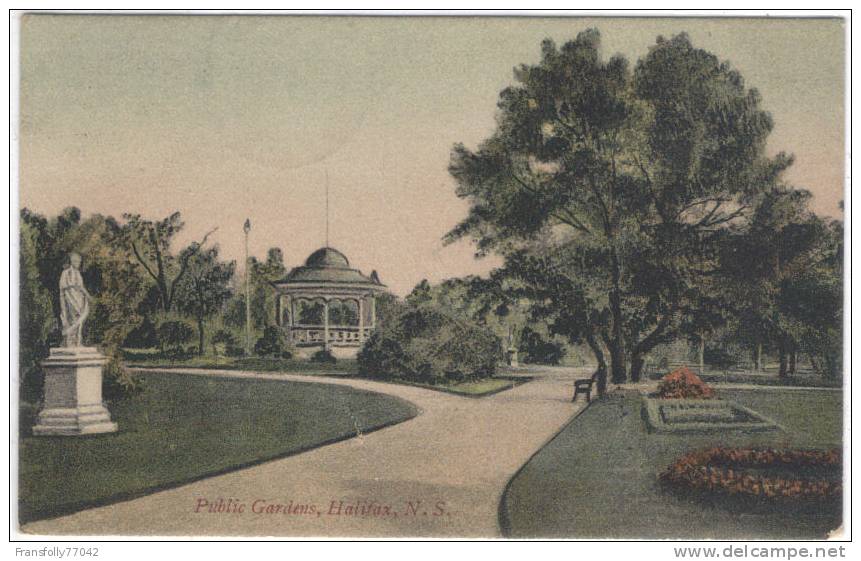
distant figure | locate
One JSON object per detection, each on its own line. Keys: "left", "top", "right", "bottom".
{"left": 59, "top": 252, "right": 90, "bottom": 347}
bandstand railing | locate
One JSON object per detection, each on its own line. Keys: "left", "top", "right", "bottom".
{"left": 289, "top": 325, "right": 373, "bottom": 346}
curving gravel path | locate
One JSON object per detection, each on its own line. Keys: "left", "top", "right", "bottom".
{"left": 22, "top": 366, "right": 591, "bottom": 538}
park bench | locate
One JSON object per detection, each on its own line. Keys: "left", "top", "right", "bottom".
{"left": 572, "top": 370, "right": 601, "bottom": 403}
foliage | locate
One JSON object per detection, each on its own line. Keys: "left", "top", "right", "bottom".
{"left": 210, "top": 329, "right": 238, "bottom": 356}
{"left": 102, "top": 355, "right": 144, "bottom": 400}
{"left": 406, "top": 275, "right": 533, "bottom": 357}
{"left": 656, "top": 367, "right": 716, "bottom": 399}
{"left": 718, "top": 190, "right": 843, "bottom": 379}
{"left": 703, "top": 345, "right": 737, "bottom": 369}
{"left": 358, "top": 302, "right": 501, "bottom": 384}
{"left": 446, "top": 30, "right": 794, "bottom": 385}
{"left": 518, "top": 326, "right": 566, "bottom": 365}
{"left": 374, "top": 291, "right": 403, "bottom": 327}
{"left": 19, "top": 208, "right": 147, "bottom": 397}
{"left": 173, "top": 245, "right": 235, "bottom": 355}
{"left": 18, "top": 218, "right": 55, "bottom": 401}
{"left": 156, "top": 320, "right": 195, "bottom": 357}
{"left": 254, "top": 326, "right": 287, "bottom": 357}
{"left": 225, "top": 247, "right": 285, "bottom": 330}
{"left": 123, "top": 317, "right": 159, "bottom": 349}
{"left": 310, "top": 349, "right": 337, "bottom": 364}
{"left": 113, "top": 212, "right": 217, "bottom": 313}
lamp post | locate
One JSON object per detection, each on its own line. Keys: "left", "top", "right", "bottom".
{"left": 244, "top": 218, "right": 252, "bottom": 356}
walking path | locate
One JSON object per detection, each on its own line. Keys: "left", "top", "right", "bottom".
{"left": 23, "top": 366, "right": 591, "bottom": 538}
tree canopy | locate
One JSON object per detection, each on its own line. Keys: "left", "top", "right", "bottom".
{"left": 447, "top": 30, "right": 806, "bottom": 386}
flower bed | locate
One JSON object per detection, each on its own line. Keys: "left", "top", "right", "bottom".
{"left": 660, "top": 447, "right": 842, "bottom": 507}
{"left": 642, "top": 397, "right": 780, "bottom": 433}
{"left": 656, "top": 367, "right": 715, "bottom": 399}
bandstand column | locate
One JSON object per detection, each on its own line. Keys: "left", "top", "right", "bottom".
{"left": 323, "top": 298, "right": 330, "bottom": 351}
{"left": 358, "top": 296, "right": 365, "bottom": 341}
{"left": 370, "top": 294, "right": 376, "bottom": 328}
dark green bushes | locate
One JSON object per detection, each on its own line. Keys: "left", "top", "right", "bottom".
{"left": 358, "top": 303, "right": 501, "bottom": 384}
{"left": 157, "top": 320, "right": 195, "bottom": 357}
{"left": 311, "top": 349, "right": 337, "bottom": 364}
{"left": 254, "top": 326, "right": 291, "bottom": 358}
{"left": 518, "top": 326, "right": 566, "bottom": 365}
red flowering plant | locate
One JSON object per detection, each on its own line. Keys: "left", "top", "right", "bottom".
{"left": 660, "top": 447, "right": 842, "bottom": 505}
{"left": 656, "top": 367, "right": 716, "bottom": 399}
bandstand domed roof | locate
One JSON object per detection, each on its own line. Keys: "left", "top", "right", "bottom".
{"left": 304, "top": 247, "right": 350, "bottom": 269}
{"left": 276, "top": 247, "right": 386, "bottom": 288}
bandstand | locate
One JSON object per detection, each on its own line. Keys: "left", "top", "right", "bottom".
{"left": 273, "top": 247, "right": 387, "bottom": 358}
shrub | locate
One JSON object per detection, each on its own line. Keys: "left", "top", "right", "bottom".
{"left": 656, "top": 367, "right": 715, "bottom": 399}
{"left": 156, "top": 320, "right": 195, "bottom": 357}
{"left": 310, "top": 349, "right": 336, "bottom": 364}
{"left": 518, "top": 326, "right": 566, "bottom": 365}
{"left": 210, "top": 329, "right": 237, "bottom": 356}
{"left": 703, "top": 345, "right": 737, "bottom": 369}
{"left": 254, "top": 326, "right": 285, "bottom": 357}
{"left": 358, "top": 303, "right": 501, "bottom": 384}
{"left": 102, "top": 355, "right": 144, "bottom": 401}
{"left": 123, "top": 317, "right": 159, "bottom": 349}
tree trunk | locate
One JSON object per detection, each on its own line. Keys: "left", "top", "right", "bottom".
{"left": 789, "top": 347, "right": 797, "bottom": 375}
{"left": 698, "top": 335, "right": 705, "bottom": 375}
{"left": 755, "top": 343, "right": 762, "bottom": 373}
{"left": 586, "top": 332, "right": 608, "bottom": 396}
{"left": 197, "top": 317, "right": 205, "bottom": 356}
{"left": 778, "top": 340, "right": 788, "bottom": 378}
{"left": 628, "top": 312, "right": 673, "bottom": 384}
{"left": 608, "top": 253, "right": 626, "bottom": 384}
{"left": 630, "top": 354, "right": 645, "bottom": 383}
{"left": 824, "top": 354, "right": 837, "bottom": 380}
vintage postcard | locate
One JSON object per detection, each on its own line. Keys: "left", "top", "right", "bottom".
{"left": 11, "top": 11, "right": 849, "bottom": 542}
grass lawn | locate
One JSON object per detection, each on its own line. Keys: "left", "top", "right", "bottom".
{"left": 400, "top": 377, "right": 526, "bottom": 397}
{"left": 18, "top": 372, "right": 417, "bottom": 523}
{"left": 501, "top": 388, "right": 843, "bottom": 539}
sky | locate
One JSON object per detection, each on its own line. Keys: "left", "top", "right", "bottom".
{"left": 18, "top": 15, "right": 846, "bottom": 296}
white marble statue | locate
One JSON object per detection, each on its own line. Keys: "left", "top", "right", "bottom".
{"left": 59, "top": 252, "right": 90, "bottom": 348}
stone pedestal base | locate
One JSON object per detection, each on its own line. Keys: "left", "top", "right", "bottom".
{"left": 32, "top": 347, "right": 118, "bottom": 436}
{"left": 506, "top": 348, "right": 519, "bottom": 367}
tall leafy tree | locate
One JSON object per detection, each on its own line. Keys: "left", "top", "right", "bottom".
{"left": 18, "top": 217, "right": 55, "bottom": 399}
{"left": 174, "top": 245, "right": 235, "bottom": 355}
{"left": 447, "top": 30, "right": 789, "bottom": 382}
{"left": 252, "top": 247, "right": 286, "bottom": 327}
{"left": 116, "top": 212, "right": 216, "bottom": 313}
{"left": 719, "top": 189, "right": 843, "bottom": 379}
{"left": 19, "top": 207, "right": 148, "bottom": 396}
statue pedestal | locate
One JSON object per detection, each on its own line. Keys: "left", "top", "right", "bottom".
{"left": 32, "top": 347, "right": 118, "bottom": 436}
{"left": 506, "top": 348, "right": 519, "bottom": 368}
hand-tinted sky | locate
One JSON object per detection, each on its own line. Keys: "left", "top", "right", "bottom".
{"left": 19, "top": 15, "right": 846, "bottom": 295}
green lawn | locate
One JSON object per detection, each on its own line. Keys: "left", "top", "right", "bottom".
{"left": 501, "top": 388, "right": 843, "bottom": 539}
{"left": 400, "top": 377, "right": 526, "bottom": 397}
{"left": 18, "top": 372, "right": 417, "bottom": 523}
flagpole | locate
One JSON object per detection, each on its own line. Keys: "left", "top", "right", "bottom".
{"left": 244, "top": 218, "right": 252, "bottom": 356}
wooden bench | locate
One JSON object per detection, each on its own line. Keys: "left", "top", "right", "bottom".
{"left": 573, "top": 370, "right": 602, "bottom": 403}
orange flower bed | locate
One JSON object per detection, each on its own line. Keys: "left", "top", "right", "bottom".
{"left": 656, "top": 367, "right": 715, "bottom": 399}
{"left": 660, "top": 447, "right": 842, "bottom": 502}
